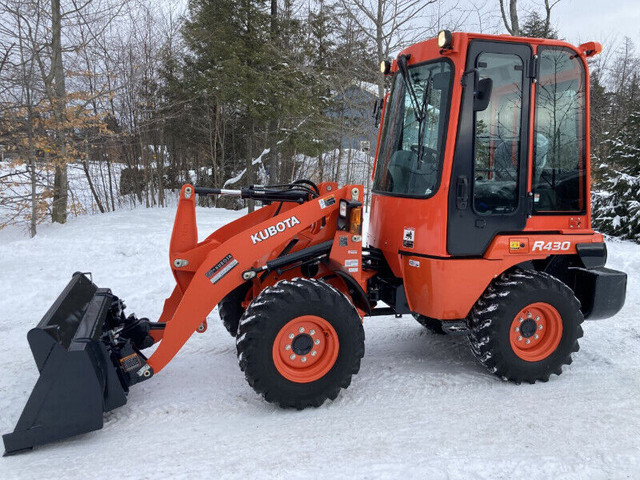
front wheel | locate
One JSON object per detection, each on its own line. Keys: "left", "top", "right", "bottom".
{"left": 468, "top": 269, "right": 583, "bottom": 383}
{"left": 236, "top": 278, "right": 365, "bottom": 409}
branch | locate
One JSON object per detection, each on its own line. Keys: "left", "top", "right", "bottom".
{"left": 0, "top": 42, "right": 14, "bottom": 76}
{"left": 499, "top": 0, "right": 513, "bottom": 35}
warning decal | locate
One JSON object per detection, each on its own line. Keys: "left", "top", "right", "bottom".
{"left": 319, "top": 195, "right": 336, "bottom": 209}
{"left": 403, "top": 227, "right": 415, "bottom": 248}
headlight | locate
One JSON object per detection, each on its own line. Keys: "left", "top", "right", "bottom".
{"left": 339, "top": 199, "right": 348, "bottom": 218}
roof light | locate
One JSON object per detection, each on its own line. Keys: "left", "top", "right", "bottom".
{"left": 437, "top": 30, "right": 452, "bottom": 50}
{"left": 380, "top": 60, "right": 391, "bottom": 75}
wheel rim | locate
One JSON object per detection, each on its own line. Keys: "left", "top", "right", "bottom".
{"left": 509, "top": 302, "right": 563, "bottom": 362}
{"left": 272, "top": 315, "right": 339, "bottom": 383}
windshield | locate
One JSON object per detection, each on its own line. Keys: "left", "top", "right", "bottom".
{"left": 373, "top": 59, "right": 453, "bottom": 197}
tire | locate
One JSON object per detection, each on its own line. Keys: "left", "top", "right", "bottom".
{"left": 413, "top": 314, "right": 446, "bottom": 334}
{"left": 218, "top": 282, "right": 251, "bottom": 337}
{"left": 468, "top": 268, "right": 583, "bottom": 384}
{"left": 236, "top": 278, "right": 365, "bottom": 409}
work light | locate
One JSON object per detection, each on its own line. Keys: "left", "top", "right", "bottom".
{"left": 339, "top": 199, "right": 348, "bottom": 218}
{"left": 437, "top": 30, "right": 452, "bottom": 49}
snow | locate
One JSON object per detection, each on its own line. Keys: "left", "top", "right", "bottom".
{"left": 1, "top": 207, "right": 639, "bottom": 479}
{"left": 223, "top": 149, "right": 270, "bottom": 187}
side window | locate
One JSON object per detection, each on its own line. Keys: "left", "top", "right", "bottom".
{"left": 533, "top": 47, "right": 586, "bottom": 212}
{"left": 473, "top": 52, "right": 524, "bottom": 215}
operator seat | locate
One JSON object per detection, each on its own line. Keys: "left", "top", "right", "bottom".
{"left": 387, "top": 149, "right": 435, "bottom": 195}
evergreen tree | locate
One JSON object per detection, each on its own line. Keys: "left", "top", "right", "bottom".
{"left": 592, "top": 110, "right": 640, "bottom": 242}
{"left": 520, "top": 11, "right": 557, "bottom": 39}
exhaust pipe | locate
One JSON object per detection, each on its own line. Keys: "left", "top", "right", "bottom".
{"left": 3, "top": 273, "right": 155, "bottom": 455}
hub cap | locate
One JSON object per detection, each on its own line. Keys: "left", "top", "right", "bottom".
{"left": 272, "top": 315, "right": 339, "bottom": 383}
{"left": 509, "top": 302, "right": 563, "bottom": 362}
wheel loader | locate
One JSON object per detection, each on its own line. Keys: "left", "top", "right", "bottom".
{"left": 3, "top": 31, "right": 628, "bottom": 455}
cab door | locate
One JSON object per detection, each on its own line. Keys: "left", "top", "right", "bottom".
{"left": 447, "top": 41, "right": 533, "bottom": 256}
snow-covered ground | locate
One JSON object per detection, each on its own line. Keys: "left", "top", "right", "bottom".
{"left": 0, "top": 207, "right": 639, "bottom": 479}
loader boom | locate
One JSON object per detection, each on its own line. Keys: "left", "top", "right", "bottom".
{"left": 146, "top": 182, "right": 364, "bottom": 373}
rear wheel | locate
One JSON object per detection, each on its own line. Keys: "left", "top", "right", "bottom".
{"left": 236, "top": 278, "right": 365, "bottom": 409}
{"left": 468, "top": 269, "right": 583, "bottom": 383}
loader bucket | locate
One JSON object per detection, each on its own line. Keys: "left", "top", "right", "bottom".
{"left": 2, "top": 273, "right": 131, "bottom": 455}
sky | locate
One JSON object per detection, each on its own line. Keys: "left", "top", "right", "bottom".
{"left": 552, "top": 0, "right": 640, "bottom": 48}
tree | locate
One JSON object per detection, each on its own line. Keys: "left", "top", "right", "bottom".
{"left": 48, "top": 0, "right": 68, "bottom": 223}
{"left": 339, "top": 0, "right": 438, "bottom": 97}
{"left": 520, "top": 10, "right": 557, "bottom": 39}
{"left": 499, "top": 0, "right": 560, "bottom": 38}
{"left": 592, "top": 110, "right": 640, "bottom": 242}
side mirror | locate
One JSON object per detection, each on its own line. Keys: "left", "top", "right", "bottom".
{"left": 373, "top": 98, "right": 384, "bottom": 128}
{"left": 473, "top": 77, "right": 493, "bottom": 112}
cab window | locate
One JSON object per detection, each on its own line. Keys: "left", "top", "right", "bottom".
{"left": 473, "top": 52, "right": 525, "bottom": 215}
{"left": 373, "top": 60, "right": 453, "bottom": 197}
{"left": 533, "top": 47, "right": 586, "bottom": 212}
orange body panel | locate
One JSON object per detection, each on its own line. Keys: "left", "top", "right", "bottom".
{"left": 400, "top": 233, "right": 602, "bottom": 320}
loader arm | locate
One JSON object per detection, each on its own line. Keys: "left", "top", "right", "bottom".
{"left": 148, "top": 183, "right": 355, "bottom": 373}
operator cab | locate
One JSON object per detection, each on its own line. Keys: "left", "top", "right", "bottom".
{"left": 369, "top": 31, "right": 597, "bottom": 266}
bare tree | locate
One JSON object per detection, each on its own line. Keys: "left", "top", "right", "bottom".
{"left": 339, "top": 0, "right": 437, "bottom": 96}
{"left": 499, "top": 0, "right": 561, "bottom": 37}
{"left": 48, "top": 0, "right": 68, "bottom": 223}
{"left": 340, "top": 0, "right": 469, "bottom": 97}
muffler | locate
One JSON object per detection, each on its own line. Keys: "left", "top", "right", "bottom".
{"left": 3, "top": 273, "right": 156, "bottom": 455}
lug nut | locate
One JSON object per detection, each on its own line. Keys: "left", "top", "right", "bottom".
{"left": 527, "top": 312, "right": 532, "bottom": 318}
{"left": 519, "top": 318, "right": 524, "bottom": 323}
{"left": 538, "top": 325, "right": 543, "bottom": 330}
{"left": 314, "top": 339, "right": 320, "bottom": 345}
{"left": 290, "top": 354, "right": 296, "bottom": 360}
{"left": 526, "top": 339, "right": 531, "bottom": 344}
{"left": 535, "top": 316, "right": 540, "bottom": 321}
{"left": 289, "top": 333, "right": 294, "bottom": 339}
{"left": 311, "top": 351, "right": 317, "bottom": 356}
{"left": 310, "top": 329, "right": 315, "bottom": 335}
{"left": 301, "top": 357, "right": 307, "bottom": 363}
{"left": 285, "top": 345, "right": 291, "bottom": 350}
{"left": 515, "top": 327, "right": 520, "bottom": 332}
{"left": 299, "top": 327, "right": 305, "bottom": 333}
{"left": 534, "top": 334, "right": 539, "bottom": 339}
{"left": 518, "top": 336, "right": 523, "bottom": 341}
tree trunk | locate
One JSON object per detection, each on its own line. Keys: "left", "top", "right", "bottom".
{"left": 82, "top": 137, "right": 105, "bottom": 213}
{"left": 51, "top": 0, "right": 68, "bottom": 224}
{"left": 509, "top": 0, "right": 520, "bottom": 36}
{"left": 247, "top": 119, "right": 255, "bottom": 213}
{"left": 28, "top": 105, "right": 37, "bottom": 237}
{"left": 376, "top": 0, "right": 385, "bottom": 98}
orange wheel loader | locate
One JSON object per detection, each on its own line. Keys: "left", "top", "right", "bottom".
{"left": 3, "top": 31, "right": 627, "bottom": 455}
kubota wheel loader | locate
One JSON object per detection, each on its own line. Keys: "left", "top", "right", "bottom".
{"left": 3, "top": 31, "right": 628, "bottom": 455}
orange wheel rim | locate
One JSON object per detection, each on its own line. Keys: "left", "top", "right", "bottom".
{"left": 509, "top": 302, "right": 563, "bottom": 362}
{"left": 272, "top": 315, "right": 339, "bottom": 383}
